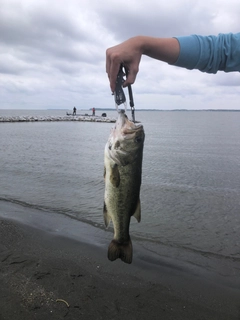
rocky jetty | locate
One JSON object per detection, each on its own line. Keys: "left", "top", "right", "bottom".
{"left": 0, "top": 115, "right": 116, "bottom": 123}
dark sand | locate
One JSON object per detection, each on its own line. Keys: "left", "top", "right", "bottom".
{"left": 0, "top": 209, "right": 240, "bottom": 319}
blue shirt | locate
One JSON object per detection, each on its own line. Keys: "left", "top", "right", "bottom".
{"left": 174, "top": 33, "right": 240, "bottom": 73}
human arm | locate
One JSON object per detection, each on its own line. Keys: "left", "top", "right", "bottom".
{"left": 106, "top": 33, "right": 240, "bottom": 92}
{"left": 175, "top": 33, "right": 240, "bottom": 73}
{"left": 106, "top": 36, "right": 180, "bottom": 92}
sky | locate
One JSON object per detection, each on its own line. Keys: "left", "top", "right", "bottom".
{"left": 0, "top": 0, "right": 240, "bottom": 110}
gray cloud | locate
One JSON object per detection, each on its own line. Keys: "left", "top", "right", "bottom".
{"left": 98, "top": 2, "right": 217, "bottom": 41}
{"left": 0, "top": 0, "right": 240, "bottom": 110}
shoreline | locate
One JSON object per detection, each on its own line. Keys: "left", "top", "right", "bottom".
{"left": 0, "top": 202, "right": 240, "bottom": 319}
{"left": 0, "top": 198, "right": 239, "bottom": 287}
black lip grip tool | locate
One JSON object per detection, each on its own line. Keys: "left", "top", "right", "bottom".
{"left": 114, "top": 65, "right": 136, "bottom": 123}
{"left": 114, "top": 66, "right": 126, "bottom": 109}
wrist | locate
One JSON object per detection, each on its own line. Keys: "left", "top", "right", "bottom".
{"left": 132, "top": 36, "right": 150, "bottom": 55}
{"left": 137, "top": 36, "right": 180, "bottom": 64}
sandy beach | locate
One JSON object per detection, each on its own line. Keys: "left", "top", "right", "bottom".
{"left": 0, "top": 203, "right": 239, "bottom": 320}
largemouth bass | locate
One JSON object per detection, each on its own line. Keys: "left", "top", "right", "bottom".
{"left": 103, "top": 110, "right": 145, "bottom": 264}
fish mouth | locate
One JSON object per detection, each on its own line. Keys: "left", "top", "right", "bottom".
{"left": 122, "top": 125, "right": 143, "bottom": 137}
{"left": 114, "top": 111, "right": 143, "bottom": 139}
{"left": 107, "top": 111, "right": 144, "bottom": 166}
{"left": 120, "top": 120, "right": 144, "bottom": 146}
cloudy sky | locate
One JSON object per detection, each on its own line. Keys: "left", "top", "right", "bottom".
{"left": 1, "top": 0, "right": 240, "bottom": 110}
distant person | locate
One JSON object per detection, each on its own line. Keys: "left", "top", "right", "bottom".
{"left": 73, "top": 107, "right": 76, "bottom": 116}
{"left": 106, "top": 33, "right": 240, "bottom": 92}
{"left": 92, "top": 107, "right": 95, "bottom": 116}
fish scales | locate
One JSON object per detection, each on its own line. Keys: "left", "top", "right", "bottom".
{"left": 103, "top": 110, "right": 145, "bottom": 264}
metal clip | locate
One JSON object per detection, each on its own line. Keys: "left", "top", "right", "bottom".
{"left": 113, "top": 66, "right": 136, "bottom": 122}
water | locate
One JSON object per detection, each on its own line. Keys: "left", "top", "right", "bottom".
{"left": 0, "top": 109, "right": 240, "bottom": 276}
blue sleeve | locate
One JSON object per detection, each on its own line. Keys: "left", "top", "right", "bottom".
{"left": 173, "top": 33, "right": 240, "bottom": 73}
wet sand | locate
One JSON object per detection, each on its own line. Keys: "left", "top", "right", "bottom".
{"left": 0, "top": 212, "right": 240, "bottom": 319}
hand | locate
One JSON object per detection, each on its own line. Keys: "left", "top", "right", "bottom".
{"left": 106, "top": 36, "right": 180, "bottom": 92}
{"left": 106, "top": 37, "right": 143, "bottom": 92}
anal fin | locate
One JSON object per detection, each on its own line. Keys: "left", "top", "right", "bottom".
{"left": 133, "top": 199, "right": 141, "bottom": 223}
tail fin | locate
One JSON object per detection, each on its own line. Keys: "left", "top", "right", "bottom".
{"left": 108, "top": 239, "right": 133, "bottom": 264}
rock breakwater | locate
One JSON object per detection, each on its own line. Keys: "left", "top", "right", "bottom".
{"left": 0, "top": 115, "right": 116, "bottom": 123}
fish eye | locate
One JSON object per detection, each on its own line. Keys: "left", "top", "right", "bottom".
{"left": 135, "top": 136, "right": 142, "bottom": 143}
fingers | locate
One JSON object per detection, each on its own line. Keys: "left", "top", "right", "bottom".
{"left": 122, "top": 66, "right": 138, "bottom": 88}
{"left": 106, "top": 54, "right": 138, "bottom": 92}
{"left": 106, "top": 39, "right": 140, "bottom": 92}
{"left": 106, "top": 48, "right": 121, "bottom": 92}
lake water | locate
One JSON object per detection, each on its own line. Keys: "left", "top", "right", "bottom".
{"left": 0, "top": 109, "right": 240, "bottom": 280}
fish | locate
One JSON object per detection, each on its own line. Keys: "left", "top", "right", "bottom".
{"left": 103, "top": 110, "right": 145, "bottom": 264}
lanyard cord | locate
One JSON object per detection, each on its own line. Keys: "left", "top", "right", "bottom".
{"left": 124, "top": 66, "right": 135, "bottom": 123}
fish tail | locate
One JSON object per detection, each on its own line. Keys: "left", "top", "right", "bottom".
{"left": 108, "top": 239, "right": 132, "bottom": 264}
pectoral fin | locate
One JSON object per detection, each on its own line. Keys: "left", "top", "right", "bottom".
{"left": 133, "top": 199, "right": 141, "bottom": 223}
{"left": 103, "top": 201, "right": 111, "bottom": 228}
{"left": 110, "top": 164, "right": 120, "bottom": 187}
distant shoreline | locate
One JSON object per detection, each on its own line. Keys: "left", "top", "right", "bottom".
{"left": 87, "top": 108, "right": 240, "bottom": 112}
{"left": 1, "top": 108, "right": 239, "bottom": 112}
